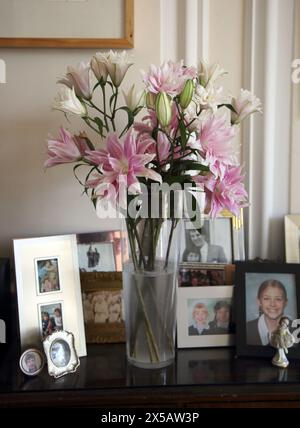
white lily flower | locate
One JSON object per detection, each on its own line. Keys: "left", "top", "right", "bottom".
{"left": 53, "top": 86, "right": 87, "bottom": 117}
{"left": 122, "top": 84, "right": 145, "bottom": 111}
{"left": 194, "top": 83, "right": 226, "bottom": 113}
{"left": 199, "top": 61, "right": 227, "bottom": 87}
{"left": 231, "top": 89, "right": 263, "bottom": 124}
{"left": 96, "top": 50, "right": 133, "bottom": 87}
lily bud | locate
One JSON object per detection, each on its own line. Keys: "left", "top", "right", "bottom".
{"left": 179, "top": 79, "right": 194, "bottom": 109}
{"left": 91, "top": 55, "right": 108, "bottom": 84}
{"left": 146, "top": 92, "right": 156, "bottom": 109}
{"left": 155, "top": 92, "right": 172, "bottom": 127}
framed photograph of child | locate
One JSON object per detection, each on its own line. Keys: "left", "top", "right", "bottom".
{"left": 14, "top": 235, "right": 86, "bottom": 357}
{"left": 235, "top": 262, "right": 300, "bottom": 358}
{"left": 177, "top": 286, "right": 235, "bottom": 348}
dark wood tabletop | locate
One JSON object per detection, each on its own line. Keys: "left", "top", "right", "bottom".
{"left": 1, "top": 344, "right": 300, "bottom": 408}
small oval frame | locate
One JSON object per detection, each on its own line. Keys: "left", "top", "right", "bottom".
{"left": 43, "top": 330, "right": 80, "bottom": 379}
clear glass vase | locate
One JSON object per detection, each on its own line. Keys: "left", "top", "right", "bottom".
{"left": 122, "top": 218, "right": 182, "bottom": 369}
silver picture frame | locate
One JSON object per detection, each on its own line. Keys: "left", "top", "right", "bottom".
{"left": 43, "top": 330, "right": 80, "bottom": 379}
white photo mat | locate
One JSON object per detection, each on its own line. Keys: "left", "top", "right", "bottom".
{"left": 177, "top": 286, "right": 235, "bottom": 348}
{"left": 14, "top": 234, "right": 86, "bottom": 357}
{"left": 285, "top": 215, "right": 300, "bottom": 263}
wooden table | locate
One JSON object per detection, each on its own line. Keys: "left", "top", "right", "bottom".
{"left": 1, "top": 344, "right": 300, "bottom": 408}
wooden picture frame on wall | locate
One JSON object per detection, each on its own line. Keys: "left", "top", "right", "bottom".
{"left": 0, "top": 0, "right": 134, "bottom": 48}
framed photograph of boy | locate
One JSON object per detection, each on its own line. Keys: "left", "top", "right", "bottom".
{"left": 14, "top": 235, "right": 86, "bottom": 357}
{"left": 235, "top": 262, "right": 300, "bottom": 358}
{"left": 177, "top": 286, "right": 235, "bottom": 348}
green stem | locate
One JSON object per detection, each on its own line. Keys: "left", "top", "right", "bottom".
{"left": 101, "top": 85, "right": 110, "bottom": 132}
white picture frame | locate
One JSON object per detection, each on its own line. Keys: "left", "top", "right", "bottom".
{"left": 14, "top": 234, "right": 86, "bottom": 357}
{"left": 43, "top": 330, "right": 80, "bottom": 379}
{"left": 285, "top": 215, "right": 300, "bottom": 263}
{"left": 177, "top": 286, "right": 235, "bottom": 348}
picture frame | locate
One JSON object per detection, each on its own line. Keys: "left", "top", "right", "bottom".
{"left": 77, "top": 230, "right": 124, "bottom": 272}
{"left": 13, "top": 234, "right": 87, "bottom": 357}
{"left": 181, "top": 210, "right": 245, "bottom": 265}
{"left": 43, "top": 330, "right": 80, "bottom": 379}
{"left": 19, "top": 348, "right": 45, "bottom": 377}
{"left": 0, "top": 258, "right": 10, "bottom": 345}
{"left": 178, "top": 263, "right": 235, "bottom": 287}
{"left": 80, "top": 271, "right": 125, "bottom": 343}
{"left": 0, "top": 0, "right": 134, "bottom": 48}
{"left": 285, "top": 215, "right": 300, "bottom": 263}
{"left": 177, "top": 286, "right": 235, "bottom": 348}
{"left": 235, "top": 262, "right": 300, "bottom": 358}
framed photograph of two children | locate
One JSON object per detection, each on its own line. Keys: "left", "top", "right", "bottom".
{"left": 14, "top": 235, "right": 87, "bottom": 357}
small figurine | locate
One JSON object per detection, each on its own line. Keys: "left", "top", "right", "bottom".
{"left": 270, "top": 317, "right": 295, "bottom": 368}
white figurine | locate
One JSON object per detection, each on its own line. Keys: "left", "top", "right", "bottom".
{"left": 270, "top": 316, "right": 295, "bottom": 368}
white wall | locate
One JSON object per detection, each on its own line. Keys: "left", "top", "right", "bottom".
{"left": 0, "top": 0, "right": 161, "bottom": 258}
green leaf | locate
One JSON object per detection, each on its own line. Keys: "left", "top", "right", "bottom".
{"left": 94, "top": 117, "right": 104, "bottom": 136}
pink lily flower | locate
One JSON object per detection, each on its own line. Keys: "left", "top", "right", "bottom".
{"left": 58, "top": 61, "right": 92, "bottom": 100}
{"left": 142, "top": 60, "right": 197, "bottom": 97}
{"left": 194, "top": 166, "right": 248, "bottom": 217}
{"left": 196, "top": 115, "right": 237, "bottom": 177}
{"left": 45, "top": 128, "right": 89, "bottom": 168}
{"left": 86, "top": 131, "right": 162, "bottom": 204}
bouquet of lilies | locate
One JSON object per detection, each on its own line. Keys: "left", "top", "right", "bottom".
{"left": 45, "top": 50, "right": 262, "bottom": 271}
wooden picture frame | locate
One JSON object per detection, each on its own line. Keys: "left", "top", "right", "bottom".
{"left": 80, "top": 271, "right": 125, "bottom": 344}
{"left": 178, "top": 263, "right": 235, "bottom": 287}
{"left": 0, "top": 0, "right": 134, "bottom": 48}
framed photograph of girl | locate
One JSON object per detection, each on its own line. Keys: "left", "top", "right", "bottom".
{"left": 235, "top": 262, "right": 300, "bottom": 358}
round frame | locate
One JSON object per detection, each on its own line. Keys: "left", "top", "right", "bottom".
{"left": 19, "top": 348, "right": 45, "bottom": 376}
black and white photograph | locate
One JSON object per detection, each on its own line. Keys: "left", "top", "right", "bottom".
{"left": 39, "top": 302, "right": 64, "bottom": 339}
{"left": 19, "top": 349, "right": 44, "bottom": 376}
{"left": 35, "top": 257, "right": 60, "bottom": 295}
{"left": 77, "top": 231, "right": 124, "bottom": 272}
{"left": 179, "top": 265, "right": 226, "bottom": 287}
{"left": 235, "top": 262, "right": 300, "bottom": 358}
{"left": 177, "top": 286, "right": 235, "bottom": 348}
{"left": 50, "top": 339, "right": 71, "bottom": 368}
{"left": 181, "top": 219, "right": 233, "bottom": 264}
